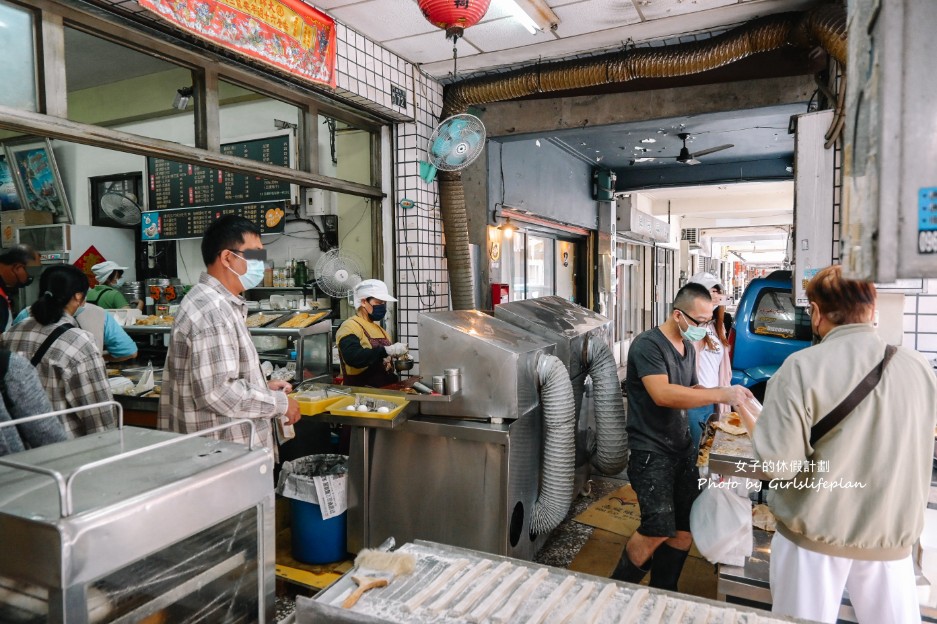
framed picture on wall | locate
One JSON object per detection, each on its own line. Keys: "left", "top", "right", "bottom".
{"left": 90, "top": 172, "right": 144, "bottom": 229}
{"left": 4, "top": 139, "right": 72, "bottom": 223}
{"left": 0, "top": 153, "right": 22, "bottom": 211}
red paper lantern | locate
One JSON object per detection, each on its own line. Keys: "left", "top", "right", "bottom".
{"left": 418, "top": 0, "right": 492, "bottom": 39}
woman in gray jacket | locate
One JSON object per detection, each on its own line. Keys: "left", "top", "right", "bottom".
{"left": 0, "top": 349, "right": 67, "bottom": 455}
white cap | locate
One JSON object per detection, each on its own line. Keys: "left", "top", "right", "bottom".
{"left": 92, "top": 260, "right": 127, "bottom": 283}
{"left": 354, "top": 279, "right": 397, "bottom": 309}
{"left": 688, "top": 272, "right": 722, "bottom": 292}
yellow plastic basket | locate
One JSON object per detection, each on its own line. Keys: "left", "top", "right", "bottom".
{"left": 291, "top": 394, "right": 343, "bottom": 416}
{"left": 328, "top": 393, "right": 409, "bottom": 420}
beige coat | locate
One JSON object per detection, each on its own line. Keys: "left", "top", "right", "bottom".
{"left": 752, "top": 324, "right": 937, "bottom": 560}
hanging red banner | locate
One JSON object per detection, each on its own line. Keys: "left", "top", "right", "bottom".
{"left": 138, "top": 0, "right": 337, "bottom": 88}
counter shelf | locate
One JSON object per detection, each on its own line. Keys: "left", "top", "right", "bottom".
{"left": 0, "top": 403, "right": 275, "bottom": 623}
{"left": 126, "top": 316, "right": 333, "bottom": 383}
{"left": 706, "top": 428, "right": 772, "bottom": 481}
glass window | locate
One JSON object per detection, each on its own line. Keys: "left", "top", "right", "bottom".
{"left": 64, "top": 26, "right": 195, "bottom": 145}
{"left": 317, "top": 114, "right": 373, "bottom": 185}
{"left": 751, "top": 288, "right": 811, "bottom": 340}
{"left": 0, "top": 0, "right": 37, "bottom": 112}
{"left": 526, "top": 235, "right": 554, "bottom": 299}
{"left": 509, "top": 232, "right": 526, "bottom": 301}
{"left": 219, "top": 79, "right": 301, "bottom": 178}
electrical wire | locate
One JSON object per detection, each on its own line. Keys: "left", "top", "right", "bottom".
{"left": 399, "top": 222, "right": 438, "bottom": 310}
{"left": 338, "top": 198, "right": 370, "bottom": 248}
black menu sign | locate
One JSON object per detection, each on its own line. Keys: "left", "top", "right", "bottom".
{"left": 146, "top": 135, "right": 292, "bottom": 211}
{"left": 140, "top": 201, "right": 287, "bottom": 241}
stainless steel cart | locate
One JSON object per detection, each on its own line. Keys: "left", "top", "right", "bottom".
{"left": 0, "top": 401, "right": 276, "bottom": 623}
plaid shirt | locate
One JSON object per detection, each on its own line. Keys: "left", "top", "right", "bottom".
{"left": 158, "top": 272, "right": 287, "bottom": 453}
{"left": 1, "top": 315, "right": 116, "bottom": 437}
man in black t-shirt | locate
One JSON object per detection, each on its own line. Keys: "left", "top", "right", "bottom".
{"left": 612, "top": 283, "right": 754, "bottom": 590}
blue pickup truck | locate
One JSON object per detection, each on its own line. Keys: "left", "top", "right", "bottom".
{"left": 729, "top": 270, "right": 812, "bottom": 401}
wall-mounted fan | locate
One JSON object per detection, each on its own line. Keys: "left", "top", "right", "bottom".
{"left": 419, "top": 113, "right": 486, "bottom": 183}
{"left": 99, "top": 189, "right": 142, "bottom": 225}
{"left": 314, "top": 247, "right": 363, "bottom": 300}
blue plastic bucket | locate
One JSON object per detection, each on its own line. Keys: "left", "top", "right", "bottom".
{"left": 290, "top": 499, "right": 347, "bottom": 564}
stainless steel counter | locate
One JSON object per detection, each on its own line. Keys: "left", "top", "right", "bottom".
{"left": 301, "top": 540, "right": 814, "bottom": 623}
{"left": 346, "top": 410, "right": 549, "bottom": 561}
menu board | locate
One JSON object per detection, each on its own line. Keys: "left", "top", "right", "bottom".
{"left": 147, "top": 135, "right": 292, "bottom": 211}
{"left": 140, "top": 201, "right": 287, "bottom": 241}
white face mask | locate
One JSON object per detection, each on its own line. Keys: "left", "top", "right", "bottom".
{"left": 228, "top": 253, "right": 265, "bottom": 290}
{"left": 115, "top": 277, "right": 126, "bottom": 287}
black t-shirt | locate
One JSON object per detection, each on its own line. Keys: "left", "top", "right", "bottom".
{"left": 626, "top": 327, "right": 697, "bottom": 456}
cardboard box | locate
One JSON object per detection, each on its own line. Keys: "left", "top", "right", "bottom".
{"left": 0, "top": 209, "right": 55, "bottom": 227}
{"left": 0, "top": 210, "right": 54, "bottom": 248}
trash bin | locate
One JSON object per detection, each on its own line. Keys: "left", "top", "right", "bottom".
{"left": 276, "top": 454, "right": 349, "bottom": 564}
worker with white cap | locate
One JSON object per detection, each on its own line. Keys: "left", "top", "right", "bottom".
{"left": 88, "top": 260, "right": 139, "bottom": 309}
{"left": 335, "top": 279, "right": 408, "bottom": 387}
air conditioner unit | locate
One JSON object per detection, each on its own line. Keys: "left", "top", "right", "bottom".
{"left": 681, "top": 228, "right": 699, "bottom": 244}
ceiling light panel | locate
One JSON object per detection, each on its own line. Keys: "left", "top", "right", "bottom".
{"left": 462, "top": 18, "right": 555, "bottom": 52}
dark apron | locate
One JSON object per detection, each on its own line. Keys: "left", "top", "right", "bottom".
{"left": 340, "top": 319, "right": 397, "bottom": 388}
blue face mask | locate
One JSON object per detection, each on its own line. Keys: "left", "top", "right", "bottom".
{"left": 369, "top": 303, "right": 387, "bottom": 322}
{"left": 230, "top": 255, "right": 265, "bottom": 290}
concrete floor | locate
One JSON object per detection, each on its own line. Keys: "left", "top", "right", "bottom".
{"left": 532, "top": 474, "right": 720, "bottom": 601}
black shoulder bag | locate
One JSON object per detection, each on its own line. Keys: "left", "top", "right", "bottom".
{"left": 809, "top": 344, "right": 897, "bottom": 445}
{"left": 30, "top": 324, "right": 78, "bottom": 367}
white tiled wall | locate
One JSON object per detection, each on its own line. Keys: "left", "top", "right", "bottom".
{"left": 333, "top": 23, "right": 414, "bottom": 121}
{"left": 904, "top": 285, "right": 937, "bottom": 364}
{"left": 331, "top": 21, "right": 449, "bottom": 371}
{"left": 393, "top": 72, "right": 449, "bottom": 372}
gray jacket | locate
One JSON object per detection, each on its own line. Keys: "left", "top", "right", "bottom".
{"left": 0, "top": 350, "right": 67, "bottom": 455}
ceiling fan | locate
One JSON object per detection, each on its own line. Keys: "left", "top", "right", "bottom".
{"left": 672, "top": 132, "right": 734, "bottom": 165}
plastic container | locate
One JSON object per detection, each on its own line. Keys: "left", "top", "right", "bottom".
{"left": 278, "top": 454, "right": 349, "bottom": 564}
{"left": 291, "top": 499, "right": 347, "bottom": 564}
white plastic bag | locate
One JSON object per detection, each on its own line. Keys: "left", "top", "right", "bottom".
{"left": 690, "top": 480, "right": 753, "bottom": 566}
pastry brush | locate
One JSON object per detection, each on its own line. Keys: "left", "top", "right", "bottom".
{"left": 341, "top": 548, "right": 416, "bottom": 609}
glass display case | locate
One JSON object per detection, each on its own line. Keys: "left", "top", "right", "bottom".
{"left": 0, "top": 403, "right": 275, "bottom": 623}
{"left": 125, "top": 315, "right": 333, "bottom": 383}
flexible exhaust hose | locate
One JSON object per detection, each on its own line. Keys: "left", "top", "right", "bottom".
{"left": 437, "top": 5, "right": 846, "bottom": 310}
{"left": 531, "top": 354, "right": 577, "bottom": 535}
{"left": 587, "top": 337, "right": 628, "bottom": 475}
{"left": 439, "top": 170, "right": 476, "bottom": 310}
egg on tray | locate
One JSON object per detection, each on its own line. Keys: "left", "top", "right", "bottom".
{"left": 356, "top": 404, "right": 370, "bottom": 412}
{"left": 376, "top": 406, "right": 390, "bottom": 413}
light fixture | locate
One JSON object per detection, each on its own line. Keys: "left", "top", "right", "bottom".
{"left": 496, "top": 0, "right": 559, "bottom": 34}
{"left": 499, "top": 216, "right": 517, "bottom": 239}
{"left": 173, "top": 86, "right": 193, "bottom": 111}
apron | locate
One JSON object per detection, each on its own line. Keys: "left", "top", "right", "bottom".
{"left": 340, "top": 318, "right": 397, "bottom": 388}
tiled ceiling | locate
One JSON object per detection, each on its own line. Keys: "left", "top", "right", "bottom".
{"left": 317, "top": 0, "right": 818, "bottom": 79}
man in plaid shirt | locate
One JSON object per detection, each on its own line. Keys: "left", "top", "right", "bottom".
{"left": 159, "top": 215, "right": 300, "bottom": 455}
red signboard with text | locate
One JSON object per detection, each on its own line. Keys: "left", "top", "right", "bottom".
{"left": 138, "top": 0, "right": 336, "bottom": 88}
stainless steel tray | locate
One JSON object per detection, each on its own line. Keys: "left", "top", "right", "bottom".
{"left": 308, "top": 540, "right": 808, "bottom": 624}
